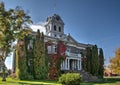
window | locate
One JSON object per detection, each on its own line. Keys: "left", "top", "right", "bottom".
{"left": 53, "top": 45, "right": 57, "bottom": 53}
{"left": 54, "top": 25, "right": 56, "bottom": 31}
{"left": 54, "top": 34, "right": 57, "bottom": 37}
{"left": 59, "top": 26, "right": 61, "bottom": 32}
{"left": 47, "top": 46, "right": 52, "bottom": 54}
{"left": 55, "top": 45, "right": 57, "bottom": 52}
{"left": 59, "top": 35, "right": 62, "bottom": 37}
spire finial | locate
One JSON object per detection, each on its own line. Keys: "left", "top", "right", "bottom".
{"left": 54, "top": 0, "right": 56, "bottom": 13}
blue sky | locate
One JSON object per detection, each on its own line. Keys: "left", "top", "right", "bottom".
{"left": 1, "top": 0, "right": 120, "bottom": 69}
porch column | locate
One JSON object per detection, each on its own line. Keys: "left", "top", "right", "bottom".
{"left": 80, "top": 59, "right": 81, "bottom": 70}
{"left": 61, "top": 62, "right": 62, "bottom": 70}
{"left": 74, "top": 60, "right": 76, "bottom": 70}
{"left": 63, "top": 61, "right": 65, "bottom": 69}
{"left": 68, "top": 59, "right": 70, "bottom": 70}
{"left": 65, "top": 59, "right": 67, "bottom": 70}
{"left": 73, "top": 60, "right": 75, "bottom": 70}
{"left": 78, "top": 60, "right": 79, "bottom": 70}
{"left": 75, "top": 60, "right": 77, "bottom": 70}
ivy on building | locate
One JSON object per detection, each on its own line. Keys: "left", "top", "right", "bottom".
{"left": 15, "top": 30, "right": 66, "bottom": 80}
{"left": 46, "top": 41, "right": 66, "bottom": 80}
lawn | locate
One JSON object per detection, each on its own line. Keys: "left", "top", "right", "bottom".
{"left": 0, "top": 77, "right": 120, "bottom": 85}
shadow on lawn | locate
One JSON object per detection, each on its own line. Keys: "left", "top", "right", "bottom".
{"left": 81, "top": 78, "right": 120, "bottom": 85}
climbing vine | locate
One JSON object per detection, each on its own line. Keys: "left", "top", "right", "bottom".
{"left": 47, "top": 41, "right": 66, "bottom": 80}
{"left": 15, "top": 31, "right": 66, "bottom": 80}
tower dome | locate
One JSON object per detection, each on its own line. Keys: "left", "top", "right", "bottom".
{"left": 45, "top": 14, "right": 64, "bottom": 38}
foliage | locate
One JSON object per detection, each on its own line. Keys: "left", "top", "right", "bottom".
{"left": 81, "top": 50, "right": 86, "bottom": 70}
{"left": 98, "top": 48, "right": 104, "bottom": 79}
{"left": 91, "top": 45, "right": 99, "bottom": 76}
{"left": 47, "top": 41, "right": 66, "bottom": 80}
{"left": 82, "top": 45, "right": 101, "bottom": 77}
{"left": 58, "top": 73, "right": 81, "bottom": 85}
{"left": 33, "top": 29, "right": 47, "bottom": 79}
{"left": 110, "top": 48, "right": 120, "bottom": 74}
{"left": 0, "top": 2, "right": 32, "bottom": 81}
{"left": 16, "top": 39, "right": 33, "bottom": 80}
{"left": 24, "top": 35, "right": 34, "bottom": 76}
{"left": 86, "top": 47, "right": 92, "bottom": 73}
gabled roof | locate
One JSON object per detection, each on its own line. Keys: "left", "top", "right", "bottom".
{"left": 64, "top": 33, "right": 93, "bottom": 48}
{"left": 66, "top": 33, "right": 78, "bottom": 44}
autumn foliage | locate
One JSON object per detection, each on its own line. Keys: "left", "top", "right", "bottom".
{"left": 110, "top": 48, "right": 120, "bottom": 74}
{"left": 46, "top": 41, "right": 66, "bottom": 80}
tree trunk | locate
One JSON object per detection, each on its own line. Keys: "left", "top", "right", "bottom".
{"left": 2, "top": 65, "right": 6, "bottom": 81}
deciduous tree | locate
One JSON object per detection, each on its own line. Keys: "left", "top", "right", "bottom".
{"left": 110, "top": 48, "right": 120, "bottom": 74}
{"left": 0, "top": 2, "right": 32, "bottom": 81}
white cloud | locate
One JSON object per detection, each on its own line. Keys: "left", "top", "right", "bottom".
{"left": 30, "top": 24, "right": 46, "bottom": 34}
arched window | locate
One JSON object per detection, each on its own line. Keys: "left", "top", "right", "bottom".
{"left": 59, "top": 26, "right": 61, "bottom": 32}
{"left": 54, "top": 25, "right": 56, "bottom": 31}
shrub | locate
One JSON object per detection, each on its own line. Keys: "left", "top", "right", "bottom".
{"left": 59, "top": 73, "right": 81, "bottom": 85}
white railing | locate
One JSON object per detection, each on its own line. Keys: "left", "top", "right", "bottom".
{"left": 65, "top": 52, "right": 81, "bottom": 57}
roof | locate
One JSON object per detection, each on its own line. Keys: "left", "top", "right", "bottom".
{"left": 45, "top": 14, "right": 64, "bottom": 25}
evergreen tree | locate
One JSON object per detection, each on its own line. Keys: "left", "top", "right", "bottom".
{"left": 24, "top": 35, "right": 34, "bottom": 78}
{"left": 16, "top": 38, "right": 33, "bottom": 80}
{"left": 98, "top": 48, "right": 104, "bottom": 79}
{"left": 91, "top": 45, "right": 99, "bottom": 76}
{"left": 81, "top": 50, "right": 86, "bottom": 71}
{"left": 86, "top": 47, "right": 92, "bottom": 73}
{"left": 33, "top": 30, "right": 47, "bottom": 79}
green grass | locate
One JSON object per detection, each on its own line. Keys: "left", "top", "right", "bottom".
{"left": 0, "top": 77, "right": 120, "bottom": 85}
{"left": 0, "top": 78, "right": 61, "bottom": 85}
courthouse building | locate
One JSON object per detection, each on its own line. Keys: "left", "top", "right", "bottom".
{"left": 29, "top": 14, "right": 93, "bottom": 72}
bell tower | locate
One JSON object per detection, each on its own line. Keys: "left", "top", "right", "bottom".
{"left": 45, "top": 14, "right": 64, "bottom": 38}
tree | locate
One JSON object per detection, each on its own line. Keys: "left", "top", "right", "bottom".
{"left": 91, "top": 45, "right": 99, "bottom": 76}
{"left": 110, "top": 48, "right": 120, "bottom": 74}
{"left": 0, "top": 2, "right": 32, "bottom": 81}
{"left": 98, "top": 48, "right": 104, "bottom": 79}
{"left": 86, "top": 47, "right": 92, "bottom": 73}
{"left": 16, "top": 38, "right": 33, "bottom": 80}
{"left": 81, "top": 50, "right": 86, "bottom": 71}
{"left": 33, "top": 29, "right": 47, "bottom": 79}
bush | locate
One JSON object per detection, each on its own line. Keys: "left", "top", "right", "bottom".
{"left": 59, "top": 73, "right": 81, "bottom": 85}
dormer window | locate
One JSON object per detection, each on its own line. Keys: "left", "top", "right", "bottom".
{"left": 59, "top": 27, "right": 61, "bottom": 32}
{"left": 54, "top": 25, "right": 56, "bottom": 31}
